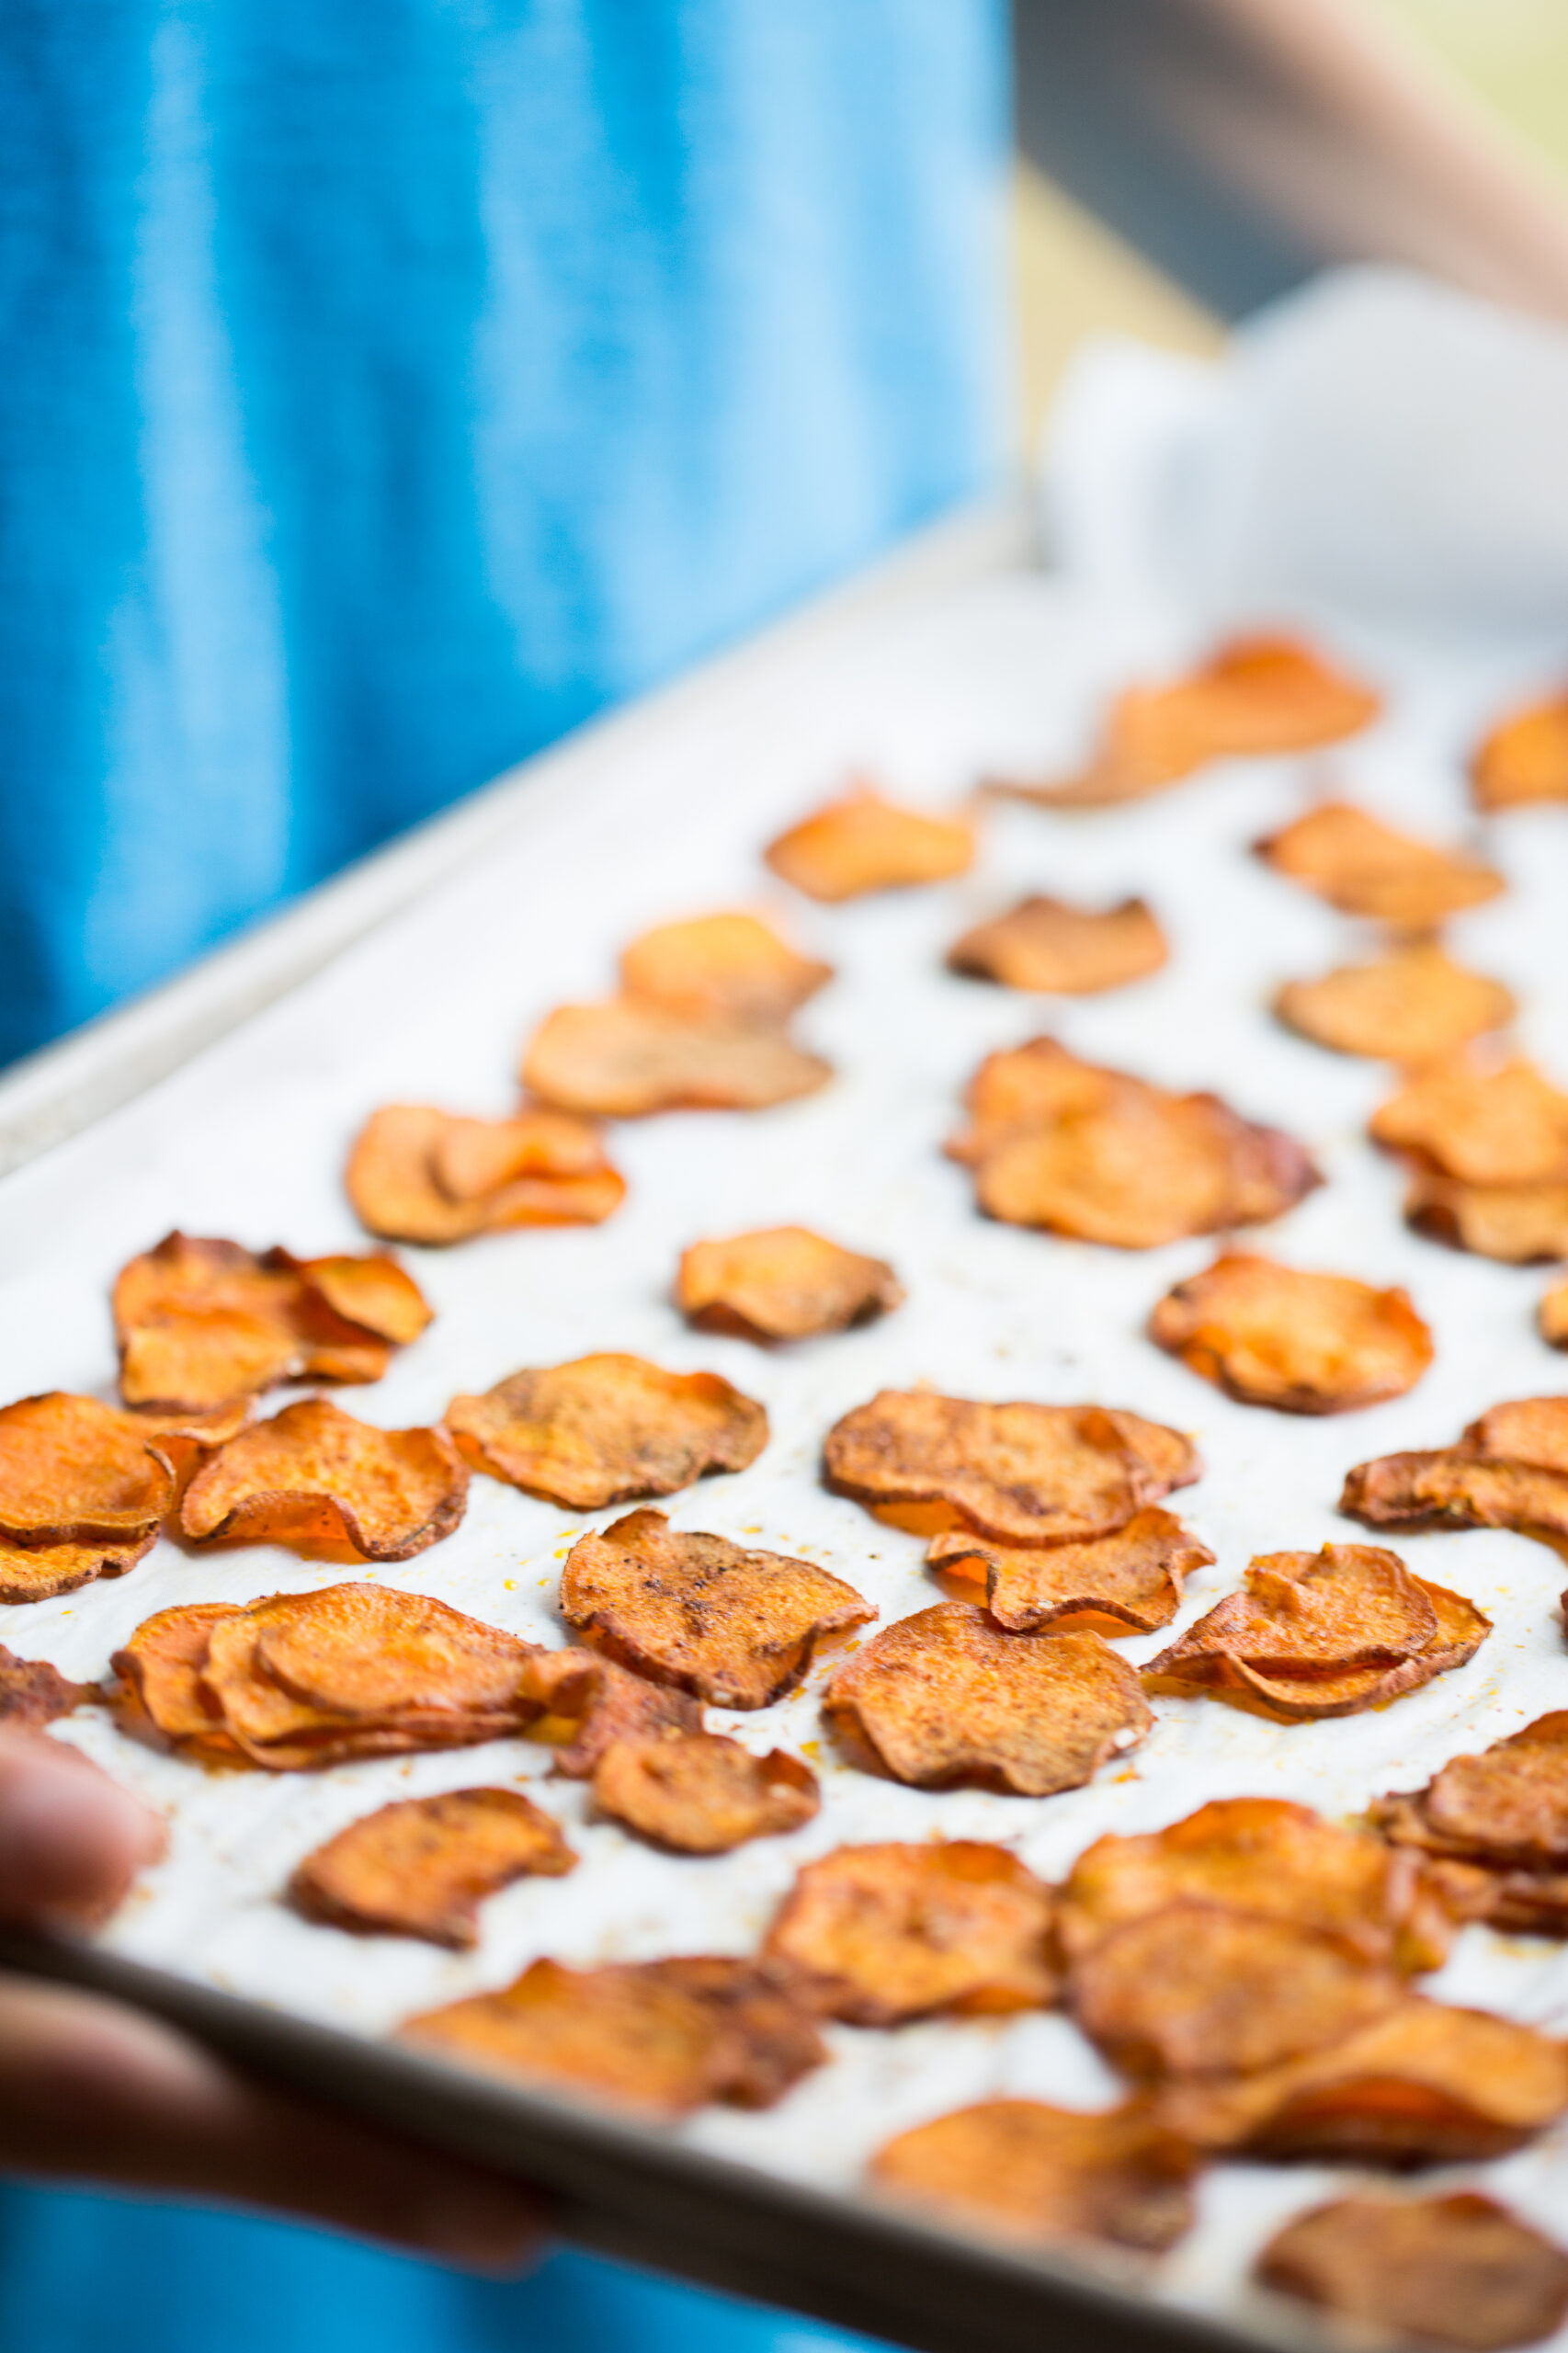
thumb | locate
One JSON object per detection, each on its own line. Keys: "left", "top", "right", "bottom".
{"left": 0, "top": 1730, "right": 164, "bottom": 1926}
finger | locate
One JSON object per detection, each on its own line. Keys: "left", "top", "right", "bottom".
{"left": 0, "top": 1976, "right": 545, "bottom": 2270}
{"left": 0, "top": 1732, "right": 164, "bottom": 1926}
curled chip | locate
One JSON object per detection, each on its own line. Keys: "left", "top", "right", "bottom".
{"left": 824, "top": 1604, "right": 1151, "bottom": 1796}
{"left": 926, "top": 1508, "right": 1212, "bottom": 1636}
{"left": 1276, "top": 941, "right": 1516, "bottom": 1065}
{"left": 520, "top": 1001, "right": 830, "bottom": 1119}
{"left": 1160, "top": 1997, "right": 1568, "bottom": 2163}
{"left": 947, "top": 895, "right": 1167, "bottom": 995}
{"left": 347, "top": 1103, "right": 625, "bottom": 1245}
{"left": 0, "top": 1645, "right": 97, "bottom": 1730}
{"left": 1259, "top": 2191, "right": 1568, "bottom": 2353}
{"left": 762, "top": 784, "right": 974, "bottom": 902}
{"left": 593, "top": 1733, "right": 819, "bottom": 1852}
{"left": 0, "top": 1392, "right": 178, "bottom": 1547}
{"left": 1070, "top": 1902, "right": 1404, "bottom": 2081}
{"left": 1148, "top": 1252, "right": 1433, "bottom": 1415}
{"left": 764, "top": 1840, "right": 1057, "bottom": 2023}
{"left": 1473, "top": 690, "right": 1568, "bottom": 813}
{"left": 675, "top": 1226, "right": 903, "bottom": 1344}
{"left": 871, "top": 2099, "right": 1199, "bottom": 2254}
{"left": 449, "top": 1354, "right": 767, "bottom": 1511}
{"left": 824, "top": 1389, "right": 1198, "bottom": 1544}
{"left": 1342, "top": 1395, "right": 1568, "bottom": 1551}
{"left": 290, "top": 1788, "right": 575, "bottom": 1948}
{"left": 1373, "top": 1055, "right": 1568, "bottom": 1188}
{"left": 179, "top": 1398, "right": 469, "bottom": 1561}
{"left": 518, "top": 1646, "right": 702, "bottom": 1779}
{"left": 619, "top": 910, "right": 832, "bottom": 1026}
{"left": 1371, "top": 1714, "right": 1568, "bottom": 1937}
{"left": 561, "top": 1508, "right": 873, "bottom": 1708}
{"left": 1256, "top": 801, "right": 1505, "bottom": 926}
{"left": 111, "top": 1602, "right": 246, "bottom": 1766}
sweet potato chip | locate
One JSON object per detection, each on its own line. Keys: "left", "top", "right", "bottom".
{"left": 824, "top": 1390, "right": 1199, "bottom": 1545}
{"left": 290, "top": 1787, "right": 575, "bottom": 1947}
{"left": 1343, "top": 1397, "right": 1568, "bottom": 1549}
{"left": 1404, "top": 1169, "right": 1568, "bottom": 1263}
{"left": 947, "top": 1038, "right": 1121, "bottom": 1165}
{"left": 763, "top": 785, "right": 974, "bottom": 902}
{"left": 518, "top": 1646, "right": 702, "bottom": 1778}
{"left": 1371, "top": 1716, "right": 1568, "bottom": 1940}
{"left": 1373, "top": 1056, "right": 1568, "bottom": 1188}
{"left": 0, "top": 1529, "right": 156, "bottom": 1606}
{"left": 636, "top": 1956, "right": 827, "bottom": 2108}
{"left": 521, "top": 1001, "right": 830, "bottom": 1119}
{"left": 675, "top": 1226, "right": 903, "bottom": 1344}
{"left": 449, "top": 1355, "right": 767, "bottom": 1512}
{"left": 1148, "top": 1253, "right": 1433, "bottom": 1415}
{"left": 1259, "top": 2190, "right": 1568, "bottom": 2352}
{"left": 1473, "top": 692, "right": 1568, "bottom": 813}
{"left": 947, "top": 896, "right": 1168, "bottom": 995}
{"left": 1541, "top": 1282, "right": 1568, "bottom": 1348}
{"left": 871, "top": 2098, "right": 1199, "bottom": 2253}
{"left": 346, "top": 1103, "right": 626, "bottom": 1245}
{"left": 824, "top": 1604, "right": 1151, "bottom": 1795}
{"left": 764, "top": 1840, "right": 1057, "bottom": 2022}
{"left": 593, "top": 1733, "right": 819, "bottom": 1852}
{"left": 926, "top": 1507, "right": 1212, "bottom": 1635}
{"left": 1256, "top": 801, "right": 1505, "bottom": 926}
{"left": 1276, "top": 941, "right": 1516, "bottom": 1065}
{"left": 619, "top": 911, "right": 832, "bottom": 1025}
{"left": 0, "top": 1645, "right": 97, "bottom": 1729}
{"left": 180, "top": 1399, "right": 468, "bottom": 1561}
{"left": 0, "top": 1392, "right": 176, "bottom": 1546}
{"left": 562, "top": 1508, "right": 872, "bottom": 1708}
{"left": 110, "top": 1601, "right": 246, "bottom": 1765}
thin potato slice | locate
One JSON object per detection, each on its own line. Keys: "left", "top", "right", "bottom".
{"left": 948, "top": 896, "right": 1167, "bottom": 995}
{"left": 636, "top": 1956, "right": 827, "bottom": 2109}
{"left": 290, "top": 1788, "right": 575, "bottom": 1947}
{"left": 110, "top": 1602, "right": 246, "bottom": 1763}
{"left": 593, "top": 1733, "right": 819, "bottom": 1853}
{"left": 1473, "top": 692, "right": 1568, "bottom": 813}
{"left": 1149, "top": 1253, "right": 1433, "bottom": 1415}
{"left": 518, "top": 1647, "right": 702, "bottom": 1779}
{"left": 1343, "top": 1398, "right": 1568, "bottom": 1545}
{"left": 1276, "top": 942, "right": 1515, "bottom": 1065}
{"left": 346, "top": 1103, "right": 626, "bottom": 1245}
{"left": 1259, "top": 2191, "right": 1568, "bottom": 2352}
{"left": 764, "top": 1841, "right": 1057, "bottom": 2022}
{"left": 1371, "top": 1717, "right": 1568, "bottom": 1936}
{"left": 521, "top": 1001, "right": 829, "bottom": 1118}
{"left": 619, "top": 911, "right": 832, "bottom": 1025}
{"left": 824, "top": 1604, "right": 1151, "bottom": 1796}
{"left": 0, "top": 1645, "right": 97, "bottom": 1729}
{"left": 763, "top": 785, "right": 974, "bottom": 902}
{"left": 675, "top": 1226, "right": 903, "bottom": 1344}
{"left": 926, "top": 1508, "right": 1212, "bottom": 1635}
{"left": 1541, "top": 1282, "right": 1568, "bottom": 1347}
{"left": 0, "top": 1529, "right": 155, "bottom": 1605}
{"left": 1405, "top": 1168, "right": 1568, "bottom": 1263}
{"left": 1256, "top": 801, "right": 1505, "bottom": 926}
{"left": 0, "top": 1392, "right": 176, "bottom": 1546}
{"left": 180, "top": 1399, "right": 469, "bottom": 1561}
{"left": 449, "top": 1355, "right": 767, "bottom": 1511}
{"left": 947, "top": 1037, "right": 1122, "bottom": 1166}
{"left": 1373, "top": 1057, "right": 1568, "bottom": 1187}
{"left": 871, "top": 2099, "right": 1199, "bottom": 2253}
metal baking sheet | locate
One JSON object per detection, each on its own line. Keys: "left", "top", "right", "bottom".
{"left": 3, "top": 519, "right": 1568, "bottom": 2352}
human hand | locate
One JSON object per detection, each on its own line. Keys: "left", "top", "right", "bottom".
{"left": 0, "top": 1728, "right": 546, "bottom": 2269}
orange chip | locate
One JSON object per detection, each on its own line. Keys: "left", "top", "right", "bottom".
{"left": 824, "top": 1603, "right": 1151, "bottom": 1795}
{"left": 1259, "top": 2190, "right": 1568, "bottom": 2352}
{"left": 1472, "top": 691, "right": 1568, "bottom": 813}
{"left": 111, "top": 1601, "right": 247, "bottom": 1765}
{"left": 636, "top": 1956, "right": 827, "bottom": 2109}
{"left": 764, "top": 1840, "right": 1057, "bottom": 2022}
{"left": 0, "top": 1529, "right": 156, "bottom": 1606}
{"left": 1343, "top": 1396, "right": 1568, "bottom": 1548}
{"left": 179, "top": 1399, "right": 469, "bottom": 1561}
{"left": 823, "top": 1389, "right": 1199, "bottom": 1545}
{"left": 619, "top": 911, "right": 832, "bottom": 1026}
{"left": 0, "top": 1392, "right": 176, "bottom": 1546}
{"left": 448, "top": 1353, "right": 767, "bottom": 1511}
{"left": 1256, "top": 801, "right": 1505, "bottom": 926}
{"left": 926, "top": 1508, "right": 1213, "bottom": 1635}
{"left": 947, "top": 895, "right": 1168, "bottom": 995}
{"left": 675, "top": 1226, "right": 903, "bottom": 1344}
{"left": 518, "top": 1646, "right": 703, "bottom": 1779}
{"left": 763, "top": 784, "right": 974, "bottom": 902}
{"left": 1276, "top": 941, "right": 1516, "bottom": 1065}
{"left": 592, "top": 1733, "right": 819, "bottom": 1852}
{"left": 1541, "top": 1282, "right": 1568, "bottom": 1348}
{"left": 1405, "top": 1168, "right": 1568, "bottom": 1263}
{"left": 0, "top": 1644, "right": 97, "bottom": 1730}
{"left": 1148, "top": 1252, "right": 1433, "bottom": 1415}
{"left": 346, "top": 1103, "right": 627, "bottom": 1245}
{"left": 290, "top": 1787, "right": 575, "bottom": 1947}
{"left": 521, "top": 1001, "right": 830, "bottom": 1119}
{"left": 1371, "top": 1714, "right": 1568, "bottom": 1931}
{"left": 870, "top": 2098, "right": 1199, "bottom": 2254}
{"left": 947, "top": 1037, "right": 1120, "bottom": 1165}
{"left": 1373, "top": 1055, "right": 1568, "bottom": 1188}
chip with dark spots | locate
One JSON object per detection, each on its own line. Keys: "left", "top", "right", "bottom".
{"left": 1370, "top": 1714, "right": 1568, "bottom": 1938}
{"left": 593, "top": 1733, "right": 819, "bottom": 1853}
{"left": 763, "top": 784, "right": 974, "bottom": 901}
{"left": 521, "top": 1001, "right": 831, "bottom": 1118}
{"left": 0, "top": 1530, "right": 157, "bottom": 1607}
{"left": 346, "top": 1103, "right": 626, "bottom": 1245}
{"left": 947, "top": 895, "right": 1167, "bottom": 995}
{"left": 1256, "top": 801, "right": 1505, "bottom": 926}
{"left": 449, "top": 1354, "right": 767, "bottom": 1511}
{"left": 1472, "top": 690, "right": 1568, "bottom": 813}
{"left": 619, "top": 911, "right": 832, "bottom": 1026}
{"left": 1276, "top": 941, "right": 1516, "bottom": 1065}
{"left": 926, "top": 1507, "right": 1211, "bottom": 1635}
{"left": 290, "top": 1788, "right": 576, "bottom": 1947}
{"left": 1149, "top": 1252, "right": 1433, "bottom": 1415}
{"left": 0, "top": 1645, "right": 97, "bottom": 1730}
{"left": 675, "top": 1226, "right": 903, "bottom": 1344}
{"left": 518, "top": 1646, "right": 703, "bottom": 1779}
{"left": 1259, "top": 2190, "right": 1568, "bottom": 2352}
{"left": 871, "top": 2098, "right": 1199, "bottom": 2253}
{"left": 635, "top": 1956, "right": 827, "bottom": 2108}
{"left": 179, "top": 1398, "right": 469, "bottom": 1561}
{"left": 1343, "top": 1396, "right": 1568, "bottom": 1548}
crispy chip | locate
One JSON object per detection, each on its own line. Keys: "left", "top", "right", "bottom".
{"left": 180, "top": 1399, "right": 468, "bottom": 1561}
{"left": 593, "top": 1733, "right": 819, "bottom": 1852}
{"left": 947, "top": 1038, "right": 1120, "bottom": 1165}
{"left": 1259, "top": 2191, "right": 1568, "bottom": 2352}
{"left": 871, "top": 2098, "right": 1199, "bottom": 2253}
{"left": 0, "top": 1644, "right": 97, "bottom": 1729}
{"left": 926, "top": 1508, "right": 1212, "bottom": 1635}
{"left": 0, "top": 1529, "right": 155, "bottom": 1605}
{"left": 1473, "top": 692, "right": 1568, "bottom": 813}
{"left": 675, "top": 1226, "right": 903, "bottom": 1344}
{"left": 1371, "top": 1717, "right": 1568, "bottom": 1938}
{"left": 823, "top": 1389, "right": 1199, "bottom": 1545}
{"left": 762, "top": 784, "right": 974, "bottom": 902}
{"left": 1541, "top": 1282, "right": 1568, "bottom": 1349}
{"left": 1343, "top": 1397, "right": 1568, "bottom": 1548}
{"left": 1276, "top": 941, "right": 1516, "bottom": 1065}
{"left": 947, "top": 896, "right": 1168, "bottom": 995}
{"left": 619, "top": 911, "right": 832, "bottom": 1025}
{"left": 1256, "top": 801, "right": 1505, "bottom": 926}
{"left": 521, "top": 1001, "right": 830, "bottom": 1118}
{"left": 449, "top": 1354, "right": 767, "bottom": 1511}
{"left": 764, "top": 1840, "right": 1057, "bottom": 2022}
{"left": 636, "top": 1956, "right": 827, "bottom": 2108}
{"left": 1404, "top": 1169, "right": 1568, "bottom": 1264}
{"left": 110, "top": 1601, "right": 247, "bottom": 1765}
{"left": 290, "top": 1787, "right": 575, "bottom": 1947}
{"left": 518, "top": 1646, "right": 703, "bottom": 1778}
{"left": 1148, "top": 1253, "right": 1433, "bottom": 1415}
{"left": 824, "top": 1604, "right": 1151, "bottom": 1795}
{"left": 0, "top": 1392, "right": 176, "bottom": 1546}
{"left": 562, "top": 1508, "right": 871, "bottom": 1708}
{"left": 346, "top": 1103, "right": 626, "bottom": 1245}
{"left": 1373, "top": 1056, "right": 1568, "bottom": 1188}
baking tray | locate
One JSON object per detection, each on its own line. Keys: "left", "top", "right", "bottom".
{"left": 3, "top": 485, "right": 1568, "bottom": 2353}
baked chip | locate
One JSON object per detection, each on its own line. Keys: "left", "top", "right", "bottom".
{"left": 0, "top": 1392, "right": 180, "bottom": 1549}
{"left": 619, "top": 911, "right": 832, "bottom": 1026}
{"left": 675, "top": 1226, "right": 903, "bottom": 1344}
{"left": 1343, "top": 1396, "right": 1568, "bottom": 1549}
{"left": 1258, "top": 2191, "right": 1568, "bottom": 2352}
{"left": 346, "top": 1103, "right": 626, "bottom": 1245}
{"left": 1373, "top": 1056, "right": 1568, "bottom": 1188}
{"left": 824, "top": 1604, "right": 1151, "bottom": 1795}
{"left": 1276, "top": 941, "right": 1516, "bottom": 1065}
{"left": 1473, "top": 691, "right": 1568, "bottom": 813}
{"left": 871, "top": 2099, "right": 1199, "bottom": 2254}
{"left": 449, "top": 1355, "right": 767, "bottom": 1512}
{"left": 593, "top": 1733, "right": 819, "bottom": 1852}
{"left": 635, "top": 1956, "right": 827, "bottom": 2108}
{"left": 1256, "top": 801, "right": 1505, "bottom": 926}
{"left": 1405, "top": 1170, "right": 1568, "bottom": 1264}
{"left": 1148, "top": 1252, "right": 1433, "bottom": 1415}
{"left": 180, "top": 1399, "right": 468, "bottom": 1561}
{"left": 823, "top": 1390, "right": 1199, "bottom": 1544}
{"left": 764, "top": 1840, "right": 1057, "bottom": 2022}
{"left": 762, "top": 784, "right": 974, "bottom": 902}
{"left": 926, "top": 1508, "right": 1212, "bottom": 1635}
{"left": 947, "top": 1038, "right": 1122, "bottom": 1165}
{"left": 1371, "top": 1714, "right": 1568, "bottom": 1938}
{"left": 0, "top": 1645, "right": 97, "bottom": 1730}
{"left": 1541, "top": 1281, "right": 1568, "bottom": 1348}
{"left": 0, "top": 1529, "right": 156, "bottom": 1606}
{"left": 518, "top": 1646, "right": 702, "bottom": 1779}
{"left": 521, "top": 1001, "right": 830, "bottom": 1119}
{"left": 290, "top": 1787, "right": 575, "bottom": 1947}
{"left": 111, "top": 1601, "right": 247, "bottom": 1765}
{"left": 947, "top": 895, "right": 1167, "bottom": 995}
